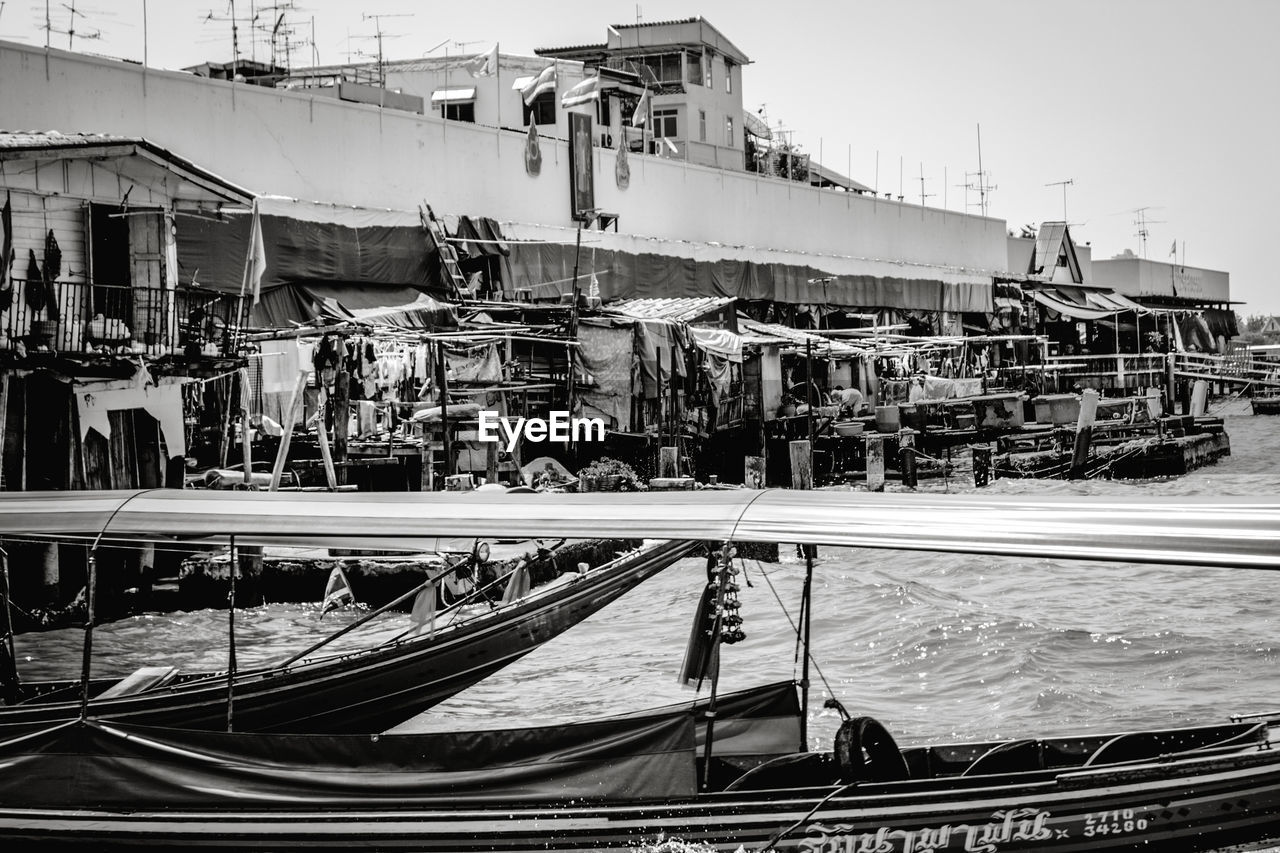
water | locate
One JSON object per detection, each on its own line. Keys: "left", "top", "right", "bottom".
{"left": 14, "top": 400, "right": 1280, "bottom": 753}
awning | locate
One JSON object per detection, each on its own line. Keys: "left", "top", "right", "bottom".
{"left": 1031, "top": 286, "right": 1151, "bottom": 321}
{"left": 688, "top": 326, "right": 743, "bottom": 363}
{"left": 430, "top": 87, "right": 477, "bottom": 105}
{"left": 4, "top": 489, "right": 1280, "bottom": 570}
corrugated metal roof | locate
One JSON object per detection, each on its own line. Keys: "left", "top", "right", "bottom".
{"left": 0, "top": 130, "right": 135, "bottom": 149}
{"left": 611, "top": 17, "right": 701, "bottom": 29}
{"left": 0, "top": 131, "right": 254, "bottom": 204}
{"left": 738, "top": 318, "right": 864, "bottom": 357}
{"left": 605, "top": 296, "right": 734, "bottom": 323}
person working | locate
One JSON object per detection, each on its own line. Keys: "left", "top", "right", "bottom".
{"left": 830, "top": 385, "right": 866, "bottom": 415}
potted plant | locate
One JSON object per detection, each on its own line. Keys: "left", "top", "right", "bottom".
{"left": 777, "top": 392, "right": 798, "bottom": 418}
{"left": 576, "top": 457, "right": 643, "bottom": 492}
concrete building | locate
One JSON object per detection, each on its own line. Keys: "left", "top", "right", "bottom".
{"left": 0, "top": 34, "right": 1005, "bottom": 316}
{"left": 1092, "top": 249, "right": 1231, "bottom": 309}
{"left": 536, "top": 17, "right": 750, "bottom": 171}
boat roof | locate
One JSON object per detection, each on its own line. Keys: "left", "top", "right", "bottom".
{"left": 3, "top": 489, "right": 1279, "bottom": 570}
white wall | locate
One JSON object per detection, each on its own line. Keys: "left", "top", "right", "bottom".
{"left": 0, "top": 41, "right": 1009, "bottom": 283}
{"left": 1093, "top": 257, "right": 1230, "bottom": 302}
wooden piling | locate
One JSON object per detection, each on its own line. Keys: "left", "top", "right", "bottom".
{"left": 899, "top": 429, "right": 918, "bottom": 489}
{"left": 789, "top": 440, "right": 813, "bottom": 490}
{"left": 972, "top": 445, "right": 993, "bottom": 488}
{"left": 1165, "top": 352, "right": 1176, "bottom": 417}
{"left": 744, "top": 455, "right": 766, "bottom": 489}
{"left": 333, "top": 370, "right": 349, "bottom": 487}
{"left": 865, "top": 435, "right": 885, "bottom": 492}
{"left": 1190, "top": 380, "right": 1209, "bottom": 417}
{"left": 1068, "top": 389, "right": 1099, "bottom": 480}
{"left": 315, "top": 390, "right": 338, "bottom": 490}
{"left": 269, "top": 371, "right": 308, "bottom": 492}
{"left": 659, "top": 446, "right": 680, "bottom": 479}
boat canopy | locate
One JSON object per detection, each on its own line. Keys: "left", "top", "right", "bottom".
{"left": 3, "top": 489, "right": 1279, "bottom": 570}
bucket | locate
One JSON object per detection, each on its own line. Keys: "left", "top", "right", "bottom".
{"left": 875, "top": 405, "right": 900, "bottom": 433}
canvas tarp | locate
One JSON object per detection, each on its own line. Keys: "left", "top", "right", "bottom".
{"left": 508, "top": 242, "right": 991, "bottom": 313}
{"left": 0, "top": 712, "right": 696, "bottom": 807}
{"left": 253, "top": 282, "right": 457, "bottom": 329}
{"left": 577, "top": 318, "right": 635, "bottom": 431}
{"left": 176, "top": 196, "right": 444, "bottom": 325}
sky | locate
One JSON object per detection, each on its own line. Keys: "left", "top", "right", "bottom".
{"left": 3, "top": 0, "right": 1277, "bottom": 314}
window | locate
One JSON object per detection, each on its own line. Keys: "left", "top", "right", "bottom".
{"left": 725, "top": 116, "right": 734, "bottom": 146}
{"left": 653, "top": 108, "right": 678, "bottom": 139}
{"left": 724, "top": 59, "right": 734, "bottom": 94}
{"left": 699, "top": 110, "right": 706, "bottom": 142}
{"left": 636, "top": 53, "right": 682, "bottom": 85}
{"left": 705, "top": 51, "right": 714, "bottom": 89}
{"left": 443, "top": 102, "right": 475, "bottom": 123}
{"left": 686, "top": 51, "right": 703, "bottom": 86}
{"left": 522, "top": 91, "right": 556, "bottom": 126}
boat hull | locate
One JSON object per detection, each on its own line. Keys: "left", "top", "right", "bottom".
{"left": 2, "top": 539, "right": 698, "bottom": 733}
{"left": 1, "top": 748, "right": 1278, "bottom": 851}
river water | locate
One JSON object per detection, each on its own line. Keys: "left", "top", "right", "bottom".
{"left": 14, "top": 399, "right": 1280, "bottom": 753}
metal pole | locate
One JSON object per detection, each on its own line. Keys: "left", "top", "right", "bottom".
{"left": 805, "top": 339, "right": 815, "bottom": 475}
{"left": 700, "top": 543, "right": 730, "bottom": 792}
{"left": 436, "top": 340, "right": 452, "bottom": 481}
{"left": 799, "top": 545, "right": 814, "bottom": 751}
{"left": 566, "top": 218, "right": 586, "bottom": 458}
{"left": 78, "top": 547, "right": 97, "bottom": 719}
{"left": 226, "top": 534, "right": 238, "bottom": 732}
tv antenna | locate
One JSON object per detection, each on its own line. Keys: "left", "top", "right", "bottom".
{"left": 1045, "top": 178, "right": 1074, "bottom": 222}
{"left": 360, "top": 11, "right": 412, "bottom": 86}
{"left": 954, "top": 169, "right": 996, "bottom": 216}
{"left": 1132, "top": 207, "right": 1165, "bottom": 259}
{"left": 40, "top": 0, "right": 104, "bottom": 50}
{"left": 917, "top": 162, "right": 935, "bottom": 207}
{"left": 202, "top": 1, "right": 257, "bottom": 77}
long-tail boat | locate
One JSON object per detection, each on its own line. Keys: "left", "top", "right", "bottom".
{"left": 0, "top": 489, "right": 1278, "bottom": 851}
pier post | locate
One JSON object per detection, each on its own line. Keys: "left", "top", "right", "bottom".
{"left": 865, "top": 435, "right": 885, "bottom": 492}
{"left": 899, "top": 429, "right": 918, "bottom": 489}
{"left": 744, "top": 455, "right": 766, "bottom": 489}
{"left": 972, "top": 445, "right": 993, "bottom": 488}
{"left": 1164, "top": 352, "right": 1176, "bottom": 416}
{"left": 37, "top": 542, "right": 59, "bottom": 606}
{"left": 1190, "top": 380, "right": 1208, "bottom": 417}
{"left": 1069, "top": 389, "right": 1099, "bottom": 480}
{"left": 789, "top": 440, "right": 812, "bottom": 491}
{"left": 659, "top": 446, "right": 680, "bottom": 479}
{"left": 333, "top": 369, "right": 349, "bottom": 487}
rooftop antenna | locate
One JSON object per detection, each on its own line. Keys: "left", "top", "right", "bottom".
{"left": 1045, "top": 178, "right": 1074, "bottom": 222}
{"left": 976, "top": 123, "right": 988, "bottom": 216}
{"left": 917, "top": 162, "right": 935, "bottom": 207}
{"left": 1132, "top": 206, "right": 1165, "bottom": 259}
{"left": 45, "top": 0, "right": 103, "bottom": 50}
{"left": 202, "top": 1, "right": 252, "bottom": 77}
{"left": 360, "top": 11, "right": 411, "bottom": 86}
{"left": 636, "top": 4, "right": 642, "bottom": 23}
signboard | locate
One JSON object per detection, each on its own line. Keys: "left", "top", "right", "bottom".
{"left": 568, "top": 112, "right": 595, "bottom": 222}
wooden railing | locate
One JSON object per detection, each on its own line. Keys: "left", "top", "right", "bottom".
{"left": 0, "top": 278, "right": 242, "bottom": 357}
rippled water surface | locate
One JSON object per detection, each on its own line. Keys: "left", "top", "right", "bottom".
{"left": 15, "top": 400, "right": 1280, "bottom": 752}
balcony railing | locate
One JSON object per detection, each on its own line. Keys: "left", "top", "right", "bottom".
{"left": 0, "top": 278, "right": 242, "bottom": 358}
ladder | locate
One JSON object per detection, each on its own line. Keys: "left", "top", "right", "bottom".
{"left": 420, "top": 203, "right": 471, "bottom": 299}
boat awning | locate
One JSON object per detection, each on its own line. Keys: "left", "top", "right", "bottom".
{"left": 1032, "top": 286, "right": 1151, "bottom": 320}
{"left": 430, "top": 87, "right": 477, "bottom": 104}
{"left": 8, "top": 490, "right": 1279, "bottom": 570}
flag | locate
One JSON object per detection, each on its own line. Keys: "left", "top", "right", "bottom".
{"left": 408, "top": 581, "right": 437, "bottom": 638}
{"left": 630, "top": 87, "right": 649, "bottom": 127}
{"left": 240, "top": 198, "right": 266, "bottom": 306}
{"left": 588, "top": 271, "right": 600, "bottom": 300}
{"left": 500, "top": 563, "right": 531, "bottom": 604}
{"left": 320, "top": 565, "right": 354, "bottom": 616}
{"left": 1169, "top": 240, "right": 1177, "bottom": 257}
{"left": 561, "top": 74, "right": 600, "bottom": 108}
{"left": 521, "top": 64, "right": 556, "bottom": 106}
{"left": 465, "top": 43, "right": 498, "bottom": 78}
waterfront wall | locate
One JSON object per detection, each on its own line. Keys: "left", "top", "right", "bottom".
{"left": 0, "top": 41, "right": 1008, "bottom": 284}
